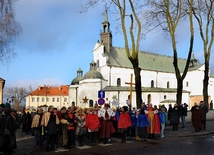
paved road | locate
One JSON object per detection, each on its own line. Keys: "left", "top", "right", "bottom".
{"left": 13, "top": 110, "right": 214, "bottom": 155}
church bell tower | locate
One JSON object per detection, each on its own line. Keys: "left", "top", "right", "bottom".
{"left": 100, "top": 9, "right": 112, "bottom": 53}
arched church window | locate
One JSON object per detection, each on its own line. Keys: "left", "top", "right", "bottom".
{"left": 148, "top": 94, "right": 151, "bottom": 103}
{"left": 117, "top": 78, "right": 121, "bottom": 87}
{"left": 164, "top": 95, "right": 167, "bottom": 99}
{"left": 167, "top": 81, "right": 170, "bottom": 88}
{"left": 186, "top": 82, "right": 189, "bottom": 87}
{"left": 89, "top": 100, "right": 93, "bottom": 107}
{"left": 97, "top": 60, "right": 100, "bottom": 68}
{"left": 151, "top": 80, "right": 154, "bottom": 88}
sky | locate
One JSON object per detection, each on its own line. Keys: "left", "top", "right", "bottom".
{"left": 0, "top": 0, "right": 213, "bottom": 90}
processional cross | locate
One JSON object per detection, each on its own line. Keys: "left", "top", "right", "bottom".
{"left": 125, "top": 74, "right": 135, "bottom": 109}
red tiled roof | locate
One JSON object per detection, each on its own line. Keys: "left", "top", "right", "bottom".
{"left": 30, "top": 85, "right": 69, "bottom": 96}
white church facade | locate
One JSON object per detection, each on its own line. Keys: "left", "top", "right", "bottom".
{"left": 69, "top": 10, "right": 214, "bottom": 110}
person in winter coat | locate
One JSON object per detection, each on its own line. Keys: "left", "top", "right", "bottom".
{"left": 158, "top": 107, "right": 167, "bottom": 138}
{"left": 167, "top": 104, "right": 173, "bottom": 125}
{"left": 0, "top": 104, "right": 18, "bottom": 155}
{"left": 181, "top": 103, "right": 188, "bottom": 128}
{"left": 172, "top": 105, "right": 180, "bottom": 131}
{"left": 200, "top": 101, "right": 208, "bottom": 130}
{"left": 75, "top": 108, "right": 86, "bottom": 147}
{"left": 31, "top": 108, "right": 44, "bottom": 148}
{"left": 192, "top": 105, "right": 203, "bottom": 132}
{"left": 67, "top": 107, "right": 76, "bottom": 148}
{"left": 41, "top": 105, "right": 59, "bottom": 152}
{"left": 136, "top": 104, "right": 150, "bottom": 142}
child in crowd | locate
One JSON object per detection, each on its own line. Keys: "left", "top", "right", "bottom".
{"left": 158, "top": 107, "right": 166, "bottom": 138}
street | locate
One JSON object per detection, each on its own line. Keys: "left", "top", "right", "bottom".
{"left": 28, "top": 134, "right": 214, "bottom": 155}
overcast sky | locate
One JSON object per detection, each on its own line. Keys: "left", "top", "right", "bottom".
{"left": 0, "top": 0, "right": 213, "bottom": 90}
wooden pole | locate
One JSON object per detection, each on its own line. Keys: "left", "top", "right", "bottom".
{"left": 125, "top": 74, "right": 134, "bottom": 109}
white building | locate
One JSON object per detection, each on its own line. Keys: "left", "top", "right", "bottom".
{"left": 68, "top": 10, "right": 214, "bottom": 109}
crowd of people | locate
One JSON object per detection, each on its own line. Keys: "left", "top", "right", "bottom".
{"left": 0, "top": 100, "right": 209, "bottom": 154}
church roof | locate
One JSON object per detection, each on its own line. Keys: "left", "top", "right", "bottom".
{"left": 106, "top": 47, "right": 202, "bottom": 73}
{"left": 84, "top": 70, "right": 104, "bottom": 79}
{"left": 83, "top": 60, "right": 104, "bottom": 80}
{"left": 71, "top": 76, "right": 84, "bottom": 85}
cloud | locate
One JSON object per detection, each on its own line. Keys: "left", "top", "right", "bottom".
{"left": 5, "top": 78, "right": 64, "bottom": 90}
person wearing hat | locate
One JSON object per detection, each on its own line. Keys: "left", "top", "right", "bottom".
{"left": 98, "top": 103, "right": 115, "bottom": 144}
{"left": 41, "top": 105, "right": 59, "bottom": 152}
{"left": 117, "top": 106, "right": 131, "bottom": 143}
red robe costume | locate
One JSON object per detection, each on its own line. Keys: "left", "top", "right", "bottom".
{"left": 98, "top": 107, "right": 115, "bottom": 139}
{"left": 86, "top": 113, "right": 100, "bottom": 132}
{"left": 118, "top": 112, "right": 131, "bottom": 129}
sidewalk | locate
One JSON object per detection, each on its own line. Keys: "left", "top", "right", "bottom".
{"left": 165, "top": 120, "right": 214, "bottom": 137}
{"left": 13, "top": 111, "right": 214, "bottom": 155}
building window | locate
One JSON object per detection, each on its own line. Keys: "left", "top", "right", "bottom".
{"left": 97, "top": 60, "right": 99, "bottom": 68}
{"left": 186, "top": 82, "right": 189, "bottom": 87}
{"left": 37, "top": 97, "right": 39, "bottom": 102}
{"left": 46, "top": 97, "right": 49, "bottom": 102}
{"left": 42, "top": 98, "right": 44, "bottom": 102}
{"left": 151, "top": 80, "right": 154, "bottom": 88}
{"left": 52, "top": 98, "right": 55, "bottom": 102}
{"left": 64, "top": 98, "right": 67, "bottom": 102}
{"left": 117, "top": 78, "right": 121, "bottom": 87}
{"left": 164, "top": 95, "right": 167, "bottom": 99}
{"left": 148, "top": 94, "right": 151, "bottom": 103}
{"left": 57, "top": 98, "right": 59, "bottom": 102}
{"left": 32, "top": 97, "right": 35, "bottom": 102}
{"left": 167, "top": 81, "right": 170, "bottom": 88}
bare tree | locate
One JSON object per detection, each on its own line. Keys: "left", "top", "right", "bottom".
{"left": 3, "top": 86, "right": 31, "bottom": 110}
{"left": 192, "top": 0, "right": 214, "bottom": 107}
{"left": 0, "top": 0, "right": 21, "bottom": 64}
{"left": 144, "top": 0, "right": 194, "bottom": 105}
{"left": 82, "top": 0, "right": 143, "bottom": 108}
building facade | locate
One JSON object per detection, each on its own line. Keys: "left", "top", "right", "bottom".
{"left": 25, "top": 85, "right": 69, "bottom": 110}
{"left": 69, "top": 10, "right": 214, "bottom": 110}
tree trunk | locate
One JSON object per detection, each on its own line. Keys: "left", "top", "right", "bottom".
{"left": 203, "top": 60, "right": 209, "bottom": 108}
{"left": 134, "top": 66, "right": 142, "bottom": 109}
{"left": 176, "top": 78, "right": 183, "bottom": 105}
{"left": 131, "top": 59, "right": 142, "bottom": 109}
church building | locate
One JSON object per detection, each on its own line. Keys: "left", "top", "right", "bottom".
{"left": 69, "top": 10, "right": 214, "bottom": 109}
